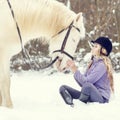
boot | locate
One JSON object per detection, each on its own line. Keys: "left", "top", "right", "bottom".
{"left": 79, "top": 93, "right": 89, "bottom": 103}
{"left": 60, "top": 89, "right": 74, "bottom": 106}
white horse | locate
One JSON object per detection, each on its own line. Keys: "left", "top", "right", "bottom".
{"left": 0, "top": 0, "right": 85, "bottom": 108}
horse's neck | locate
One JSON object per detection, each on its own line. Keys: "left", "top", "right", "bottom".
{"left": 13, "top": 0, "right": 76, "bottom": 40}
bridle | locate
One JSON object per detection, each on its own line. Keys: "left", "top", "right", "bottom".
{"left": 7, "top": 0, "right": 80, "bottom": 69}
{"left": 52, "top": 21, "right": 80, "bottom": 60}
{"left": 41, "top": 21, "right": 81, "bottom": 69}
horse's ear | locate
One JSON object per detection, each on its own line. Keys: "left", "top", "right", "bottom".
{"left": 75, "top": 12, "right": 82, "bottom": 22}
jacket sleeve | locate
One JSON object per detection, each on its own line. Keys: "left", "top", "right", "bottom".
{"left": 74, "top": 62, "right": 106, "bottom": 86}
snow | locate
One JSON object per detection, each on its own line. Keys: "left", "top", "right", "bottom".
{"left": 0, "top": 71, "right": 120, "bottom": 120}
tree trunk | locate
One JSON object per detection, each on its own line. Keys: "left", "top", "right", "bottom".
{"left": 115, "top": 3, "right": 120, "bottom": 51}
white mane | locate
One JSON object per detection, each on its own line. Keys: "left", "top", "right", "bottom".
{"left": 11, "top": 0, "right": 76, "bottom": 39}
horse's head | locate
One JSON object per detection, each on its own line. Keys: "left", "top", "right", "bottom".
{"left": 50, "top": 12, "right": 85, "bottom": 71}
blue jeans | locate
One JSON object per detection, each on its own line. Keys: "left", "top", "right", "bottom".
{"left": 59, "top": 83, "right": 108, "bottom": 104}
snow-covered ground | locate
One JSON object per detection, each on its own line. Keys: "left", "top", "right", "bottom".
{"left": 0, "top": 70, "right": 120, "bottom": 120}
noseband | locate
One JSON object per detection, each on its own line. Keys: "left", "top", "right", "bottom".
{"left": 52, "top": 21, "right": 80, "bottom": 60}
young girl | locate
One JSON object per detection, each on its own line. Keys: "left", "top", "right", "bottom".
{"left": 59, "top": 37, "right": 114, "bottom": 106}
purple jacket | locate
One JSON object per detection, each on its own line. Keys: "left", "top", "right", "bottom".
{"left": 74, "top": 58, "right": 111, "bottom": 99}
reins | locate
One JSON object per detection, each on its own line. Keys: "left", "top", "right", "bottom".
{"left": 7, "top": 0, "right": 59, "bottom": 69}
{"left": 7, "top": 0, "right": 33, "bottom": 68}
{"left": 7, "top": 0, "right": 80, "bottom": 69}
{"left": 7, "top": 0, "right": 23, "bottom": 50}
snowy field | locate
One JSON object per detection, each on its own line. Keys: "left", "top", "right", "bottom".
{"left": 0, "top": 70, "right": 120, "bottom": 120}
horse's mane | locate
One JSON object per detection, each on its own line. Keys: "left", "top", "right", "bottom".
{"left": 11, "top": 0, "right": 76, "bottom": 37}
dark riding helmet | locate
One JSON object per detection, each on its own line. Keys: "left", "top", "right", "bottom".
{"left": 91, "top": 37, "right": 112, "bottom": 56}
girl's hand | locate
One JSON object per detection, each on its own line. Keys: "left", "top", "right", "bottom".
{"left": 66, "top": 60, "right": 78, "bottom": 73}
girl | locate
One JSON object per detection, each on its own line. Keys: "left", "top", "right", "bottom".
{"left": 59, "top": 37, "right": 114, "bottom": 106}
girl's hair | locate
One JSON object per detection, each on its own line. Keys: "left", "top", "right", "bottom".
{"left": 101, "top": 55, "right": 114, "bottom": 92}
{"left": 88, "top": 47, "right": 114, "bottom": 92}
{"left": 100, "top": 47, "right": 114, "bottom": 92}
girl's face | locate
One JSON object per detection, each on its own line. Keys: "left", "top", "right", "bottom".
{"left": 91, "top": 43, "right": 101, "bottom": 56}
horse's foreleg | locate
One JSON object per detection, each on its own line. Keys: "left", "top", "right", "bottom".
{"left": 0, "top": 52, "right": 13, "bottom": 108}
{"left": 1, "top": 75, "right": 13, "bottom": 108}
{"left": 0, "top": 72, "right": 13, "bottom": 108}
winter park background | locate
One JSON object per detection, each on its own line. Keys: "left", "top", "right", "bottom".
{"left": 0, "top": 0, "right": 120, "bottom": 120}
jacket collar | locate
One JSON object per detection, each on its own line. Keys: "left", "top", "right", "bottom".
{"left": 92, "top": 56, "right": 103, "bottom": 63}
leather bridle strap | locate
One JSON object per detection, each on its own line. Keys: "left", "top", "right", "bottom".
{"left": 60, "top": 21, "right": 73, "bottom": 52}
{"left": 7, "top": 0, "right": 59, "bottom": 70}
{"left": 7, "top": 0, "right": 24, "bottom": 53}
{"left": 7, "top": 0, "right": 33, "bottom": 68}
{"left": 53, "top": 50, "right": 74, "bottom": 60}
{"left": 53, "top": 21, "right": 80, "bottom": 60}
{"left": 40, "top": 56, "right": 59, "bottom": 69}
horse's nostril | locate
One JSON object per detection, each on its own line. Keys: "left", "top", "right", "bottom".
{"left": 58, "top": 58, "right": 62, "bottom": 62}
{"left": 63, "top": 67, "right": 66, "bottom": 71}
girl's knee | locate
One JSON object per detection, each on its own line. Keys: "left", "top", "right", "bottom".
{"left": 81, "top": 83, "right": 94, "bottom": 95}
{"left": 59, "top": 85, "right": 67, "bottom": 93}
{"left": 83, "top": 82, "right": 93, "bottom": 89}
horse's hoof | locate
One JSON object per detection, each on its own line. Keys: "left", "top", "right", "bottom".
{"left": 6, "top": 103, "right": 13, "bottom": 108}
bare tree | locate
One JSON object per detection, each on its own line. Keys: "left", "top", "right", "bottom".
{"left": 115, "top": 1, "right": 120, "bottom": 51}
{"left": 58, "top": 0, "right": 119, "bottom": 52}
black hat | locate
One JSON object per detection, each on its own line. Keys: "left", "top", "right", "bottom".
{"left": 91, "top": 37, "right": 112, "bottom": 56}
